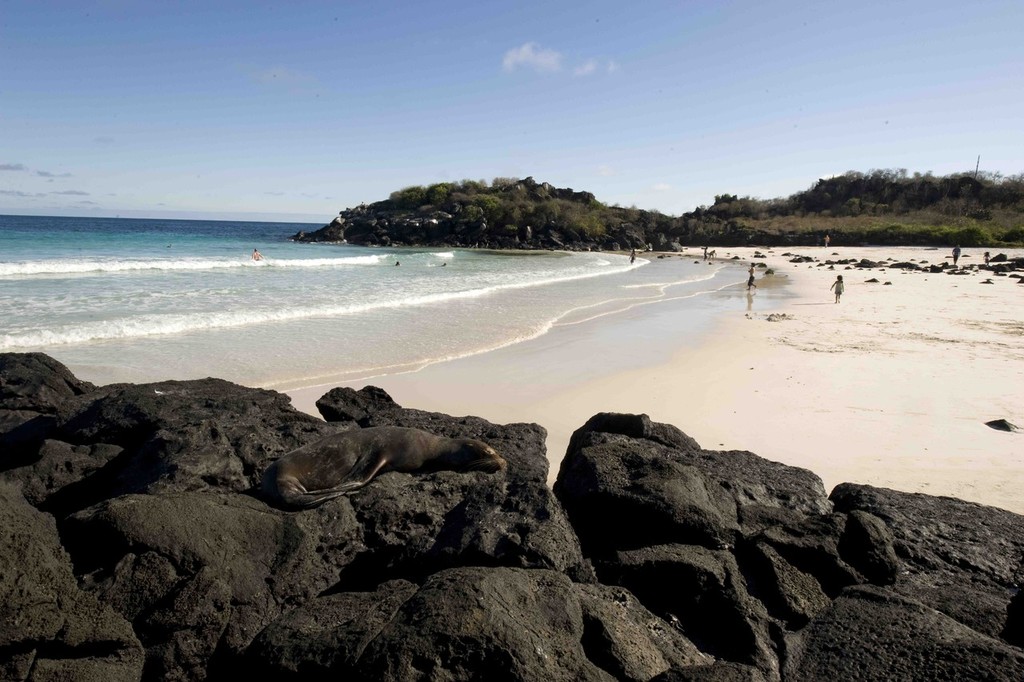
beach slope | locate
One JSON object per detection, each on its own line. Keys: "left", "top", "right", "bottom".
{"left": 287, "top": 245, "right": 1024, "bottom": 513}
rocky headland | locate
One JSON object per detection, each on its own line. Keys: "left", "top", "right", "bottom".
{"left": 292, "top": 176, "right": 658, "bottom": 252}
{"left": 2, "top": 352, "right": 1023, "bottom": 681}
{"left": 291, "top": 173, "right": 1024, "bottom": 251}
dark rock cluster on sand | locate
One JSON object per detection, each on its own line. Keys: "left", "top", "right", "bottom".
{"left": 778, "top": 251, "right": 1024, "bottom": 283}
{"left": 2, "top": 352, "right": 1022, "bottom": 681}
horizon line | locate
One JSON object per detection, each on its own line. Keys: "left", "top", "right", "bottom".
{"left": 0, "top": 208, "right": 329, "bottom": 225}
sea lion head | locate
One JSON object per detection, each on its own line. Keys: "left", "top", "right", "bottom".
{"left": 450, "top": 438, "right": 507, "bottom": 473}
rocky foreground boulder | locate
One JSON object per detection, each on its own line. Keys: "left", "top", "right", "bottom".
{"left": 1, "top": 352, "right": 1022, "bottom": 681}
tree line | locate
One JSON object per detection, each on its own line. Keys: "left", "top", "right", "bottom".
{"left": 363, "top": 170, "right": 1024, "bottom": 247}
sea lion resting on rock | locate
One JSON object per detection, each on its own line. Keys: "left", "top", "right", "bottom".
{"left": 261, "top": 426, "right": 506, "bottom": 509}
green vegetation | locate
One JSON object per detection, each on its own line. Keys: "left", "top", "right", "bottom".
{"left": 382, "top": 177, "right": 619, "bottom": 239}
{"left": 372, "top": 170, "right": 1023, "bottom": 247}
{"left": 688, "top": 169, "right": 1024, "bottom": 246}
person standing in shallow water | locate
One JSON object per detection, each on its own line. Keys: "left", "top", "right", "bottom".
{"left": 747, "top": 264, "right": 757, "bottom": 291}
{"left": 830, "top": 275, "right": 844, "bottom": 303}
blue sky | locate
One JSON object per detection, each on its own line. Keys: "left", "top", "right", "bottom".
{"left": 2, "top": 0, "right": 1021, "bottom": 222}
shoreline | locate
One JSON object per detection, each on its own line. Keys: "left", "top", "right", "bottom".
{"left": 282, "top": 254, "right": 742, "bottom": 462}
{"left": 286, "top": 245, "right": 1024, "bottom": 514}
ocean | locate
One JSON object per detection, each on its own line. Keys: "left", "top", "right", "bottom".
{"left": 0, "top": 214, "right": 738, "bottom": 390}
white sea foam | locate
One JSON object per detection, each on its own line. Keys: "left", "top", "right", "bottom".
{"left": 0, "top": 254, "right": 391, "bottom": 278}
{"left": 0, "top": 258, "right": 638, "bottom": 350}
{"left": 5, "top": 212, "right": 729, "bottom": 393}
{"left": 620, "top": 268, "right": 719, "bottom": 290}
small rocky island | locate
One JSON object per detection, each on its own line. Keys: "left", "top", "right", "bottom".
{"left": 293, "top": 176, "right": 659, "bottom": 252}
{"left": 2, "top": 352, "right": 1023, "bottom": 681}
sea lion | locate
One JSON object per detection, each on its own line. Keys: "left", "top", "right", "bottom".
{"left": 260, "top": 426, "right": 506, "bottom": 509}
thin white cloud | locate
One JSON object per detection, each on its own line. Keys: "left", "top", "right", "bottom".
{"left": 653, "top": 183, "right": 672, "bottom": 192}
{"left": 1, "top": 163, "right": 28, "bottom": 171}
{"left": 502, "top": 43, "right": 563, "bottom": 73}
{"left": 607, "top": 60, "right": 621, "bottom": 74}
{"left": 51, "top": 190, "right": 90, "bottom": 196}
{"left": 37, "top": 170, "right": 73, "bottom": 178}
{"left": 0, "top": 190, "right": 45, "bottom": 197}
{"left": 574, "top": 59, "right": 598, "bottom": 77}
{"left": 597, "top": 164, "right": 615, "bottom": 177}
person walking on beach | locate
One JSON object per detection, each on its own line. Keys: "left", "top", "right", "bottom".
{"left": 703, "top": 246, "right": 708, "bottom": 260}
{"left": 252, "top": 249, "right": 263, "bottom": 261}
{"left": 984, "top": 251, "right": 991, "bottom": 265}
{"left": 830, "top": 275, "right": 844, "bottom": 303}
{"left": 824, "top": 234, "right": 831, "bottom": 248}
{"left": 952, "top": 245, "right": 962, "bottom": 266}
{"left": 630, "top": 248, "right": 637, "bottom": 264}
{"left": 747, "top": 264, "right": 757, "bottom": 291}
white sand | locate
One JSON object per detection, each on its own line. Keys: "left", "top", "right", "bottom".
{"left": 286, "top": 245, "right": 1024, "bottom": 514}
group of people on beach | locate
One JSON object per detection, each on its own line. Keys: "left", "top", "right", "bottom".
{"left": 823, "top": 243, "right": 970, "bottom": 303}
{"left": 824, "top": 242, "right": 966, "bottom": 302}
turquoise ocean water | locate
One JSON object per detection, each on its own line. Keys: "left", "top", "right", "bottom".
{"left": 0, "top": 215, "right": 738, "bottom": 390}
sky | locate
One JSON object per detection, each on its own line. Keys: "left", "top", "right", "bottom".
{"left": 2, "top": 0, "right": 1022, "bottom": 223}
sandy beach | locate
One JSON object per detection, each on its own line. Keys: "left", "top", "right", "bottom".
{"left": 286, "top": 245, "right": 1024, "bottom": 514}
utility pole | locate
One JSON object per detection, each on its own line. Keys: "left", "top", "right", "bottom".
{"left": 975, "top": 155, "right": 980, "bottom": 180}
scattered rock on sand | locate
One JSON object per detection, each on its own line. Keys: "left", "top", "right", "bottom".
{"left": 985, "top": 419, "right": 1020, "bottom": 432}
{"left": 887, "top": 262, "right": 921, "bottom": 270}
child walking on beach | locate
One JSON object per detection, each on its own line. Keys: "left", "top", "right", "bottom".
{"left": 830, "top": 275, "right": 844, "bottom": 303}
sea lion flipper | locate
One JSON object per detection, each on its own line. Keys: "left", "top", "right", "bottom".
{"left": 297, "top": 456, "right": 388, "bottom": 504}
{"left": 333, "top": 455, "right": 389, "bottom": 492}
{"left": 284, "top": 488, "right": 350, "bottom": 509}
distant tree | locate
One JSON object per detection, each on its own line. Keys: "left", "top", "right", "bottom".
{"left": 460, "top": 205, "right": 484, "bottom": 223}
{"left": 456, "top": 179, "right": 488, "bottom": 193}
{"left": 389, "top": 185, "right": 427, "bottom": 209}
{"left": 426, "top": 182, "right": 452, "bottom": 206}
{"left": 471, "top": 195, "right": 502, "bottom": 221}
